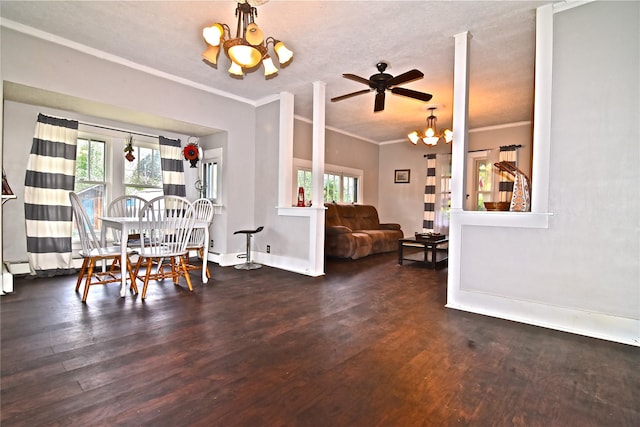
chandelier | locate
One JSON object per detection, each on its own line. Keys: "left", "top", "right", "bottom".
{"left": 407, "top": 107, "right": 453, "bottom": 146}
{"left": 201, "top": 0, "right": 293, "bottom": 77}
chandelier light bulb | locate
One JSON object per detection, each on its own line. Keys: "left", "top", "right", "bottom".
{"left": 274, "top": 41, "right": 294, "bottom": 64}
{"left": 228, "top": 61, "right": 244, "bottom": 76}
{"left": 203, "top": 23, "right": 224, "bottom": 46}
{"left": 262, "top": 56, "right": 278, "bottom": 76}
{"left": 245, "top": 23, "right": 264, "bottom": 46}
{"left": 408, "top": 131, "right": 420, "bottom": 144}
{"left": 201, "top": 45, "right": 220, "bottom": 64}
{"left": 424, "top": 136, "right": 439, "bottom": 146}
{"left": 444, "top": 129, "right": 453, "bottom": 143}
{"left": 227, "top": 41, "right": 262, "bottom": 67}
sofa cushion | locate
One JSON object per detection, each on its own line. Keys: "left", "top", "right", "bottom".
{"left": 335, "top": 204, "right": 360, "bottom": 231}
{"left": 325, "top": 203, "right": 343, "bottom": 228}
{"left": 350, "top": 232, "right": 373, "bottom": 259}
{"left": 355, "top": 205, "right": 381, "bottom": 230}
{"left": 361, "top": 229, "right": 403, "bottom": 253}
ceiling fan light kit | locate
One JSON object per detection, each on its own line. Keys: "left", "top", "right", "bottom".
{"left": 331, "top": 62, "right": 433, "bottom": 112}
{"left": 201, "top": 0, "right": 293, "bottom": 77}
{"left": 408, "top": 107, "right": 453, "bottom": 146}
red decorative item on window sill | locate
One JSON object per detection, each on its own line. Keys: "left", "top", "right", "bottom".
{"left": 183, "top": 143, "right": 200, "bottom": 168}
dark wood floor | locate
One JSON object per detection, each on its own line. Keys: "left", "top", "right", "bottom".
{"left": 1, "top": 253, "right": 638, "bottom": 427}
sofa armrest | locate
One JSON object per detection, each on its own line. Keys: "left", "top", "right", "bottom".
{"left": 326, "top": 225, "right": 353, "bottom": 235}
{"left": 379, "top": 223, "right": 401, "bottom": 231}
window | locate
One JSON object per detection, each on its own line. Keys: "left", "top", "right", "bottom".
{"left": 475, "top": 159, "right": 492, "bottom": 211}
{"left": 200, "top": 148, "right": 223, "bottom": 204}
{"left": 436, "top": 154, "right": 452, "bottom": 234}
{"left": 73, "top": 137, "right": 107, "bottom": 238}
{"left": 297, "top": 169, "right": 312, "bottom": 202}
{"left": 294, "top": 159, "right": 362, "bottom": 204}
{"left": 123, "top": 142, "right": 163, "bottom": 200}
{"left": 324, "top": 173, "right": 341, "bottom": 202}
{"left": 342, "top": 175, "right": 358, "bottom": 204}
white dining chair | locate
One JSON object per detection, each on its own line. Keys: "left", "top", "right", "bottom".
{"left": 69, "top": 192, "right": 138, "bottom": 302}
{"left": 134, "top": 195, "right": 195, "bottom": 299}
{"left": 107, "top": 195, "right": 146, "bottom": 246}
{"left": 183, "top": 198, "right": 214, "bottom": 279}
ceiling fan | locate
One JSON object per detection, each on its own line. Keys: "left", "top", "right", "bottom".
{"left": 331, "top": 62, "right": 433, "bottom": 112}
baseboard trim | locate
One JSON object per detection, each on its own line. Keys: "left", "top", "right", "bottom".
{"left": 446, "top": 293, "right": 639, "bottom": 347}
{"left": 206, "top": 252, "right": 324, "bottom": 277}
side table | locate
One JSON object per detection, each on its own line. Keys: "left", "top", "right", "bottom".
{"left": 398, "top": 235, "right": 449, "bottom": 269}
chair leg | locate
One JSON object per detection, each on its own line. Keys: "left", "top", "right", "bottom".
{"left": 109, "top": 257, "right": 120, "bottom": 273}
{"left": 141, "top": 259, "right": 154, "bottom": 300}
{"left": 169, "top": 257, "right": 179, "bottom": 285}
{"left": 76, "top": 258, "right": 89, "bottom": 292}
{"left": 82, "top": 259, "right": 96, "bottom": 302}
{"left": 126, "top": 257, "right": 138, "bottom": 295}
{"left": 180, "top": 257, "right": 193, "bottom": 292}
{"left": 133, "top": 257, "right": 143, "bottom": 283}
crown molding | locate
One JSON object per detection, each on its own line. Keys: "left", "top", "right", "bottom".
{"left": 468, "top": 121, "right": 531, "bottom": 133}
{"left": 293, "top": 115, "right": 379, "bottom": 145}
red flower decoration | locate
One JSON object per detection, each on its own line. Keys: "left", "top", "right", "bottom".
{"left": 183, "top": 143, "right": 200, "bottom": 168}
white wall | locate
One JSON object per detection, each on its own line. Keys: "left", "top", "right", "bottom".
{"left": 449, "top": 1, "right": 639, "bottom": 345}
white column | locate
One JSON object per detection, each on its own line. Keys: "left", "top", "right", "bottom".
{"left": 278, "top": 91, "right": 294, "bottom": 207}
{"left": 531, "top": 4, "right": 554, "bottom": 213}
{"left": 450, "top": 31, "right": 471, "bottom": 211}
{"left": 311, "top": 81, "right": 326, "bottom": 207}
{"left": 447, "top": 31, "right": 472, "bottom": 309}
{"left": 309, "top": 81, "right": 326, "bottom": 275}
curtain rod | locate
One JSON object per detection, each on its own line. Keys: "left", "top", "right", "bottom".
{"left": 78, "top": 121, "right": 159, "bottom": 139}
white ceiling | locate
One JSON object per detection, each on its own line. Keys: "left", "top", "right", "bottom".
{"left": 0, "top": 0, "right": 555, "bottom": 143}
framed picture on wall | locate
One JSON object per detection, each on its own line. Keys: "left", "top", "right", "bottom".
{"left": 394, "top": 169, "right": 410, "bottom": 184}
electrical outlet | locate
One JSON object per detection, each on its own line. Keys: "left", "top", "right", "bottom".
{"left": 210, "top": 239, "right": 215, "bottom": 247}
{"left": 266, "top": 245, "right": 271, "bottom": 253}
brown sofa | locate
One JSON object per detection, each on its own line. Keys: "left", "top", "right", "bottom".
{"left": 325, "top": 203, "right": 403, "bottom": 259}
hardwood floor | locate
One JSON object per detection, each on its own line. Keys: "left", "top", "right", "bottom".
{"left": 1, "top": 253, "right": 638, "bottom": 426}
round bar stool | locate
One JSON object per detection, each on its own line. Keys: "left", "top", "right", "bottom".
{"left": 233, "top": 226, "right": 264, "bottom": 270}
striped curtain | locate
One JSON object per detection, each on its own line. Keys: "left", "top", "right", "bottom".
{"left": 422, "top": 154, "right": 436, "bottom": 233}
{"left": 498, "top": 145, "right": 518, "bottom": 203}
{"left": 24, "top": 114, "right": 78, "bottom": 276}
{"left": 159, "top": 136, "right": 186, "bottom": 197}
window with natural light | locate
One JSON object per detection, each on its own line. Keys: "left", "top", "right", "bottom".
{"left": 294, "top": 158, "right": 362, "bottom": 204}
{"left": 73, "top": 137, "right": 107, "bottom": 238}
{"left": 123, "top": 143, "right": 163, "bottom": 200}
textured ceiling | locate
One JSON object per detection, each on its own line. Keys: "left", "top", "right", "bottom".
{"left": 0, "top": 0, "right": 555, "bottom": 143}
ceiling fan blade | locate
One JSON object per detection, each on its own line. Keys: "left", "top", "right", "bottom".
{"left": 391, "top": 87, "right": 433, "bottom": 102}
{"left": 387, "top": 69, "right": 424, "bottom": 87}
{"left": 342, "top": 73, "right": 372, "bottom": 86}
{"left": 330, "top": 89, "right": 372, "bottom": 102}
{"left": 374, "top": 92, "right": 385, "bottom": 112}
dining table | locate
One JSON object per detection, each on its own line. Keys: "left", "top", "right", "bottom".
{"left": 100, "top": 216, "right": 210, "bottom": 297}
